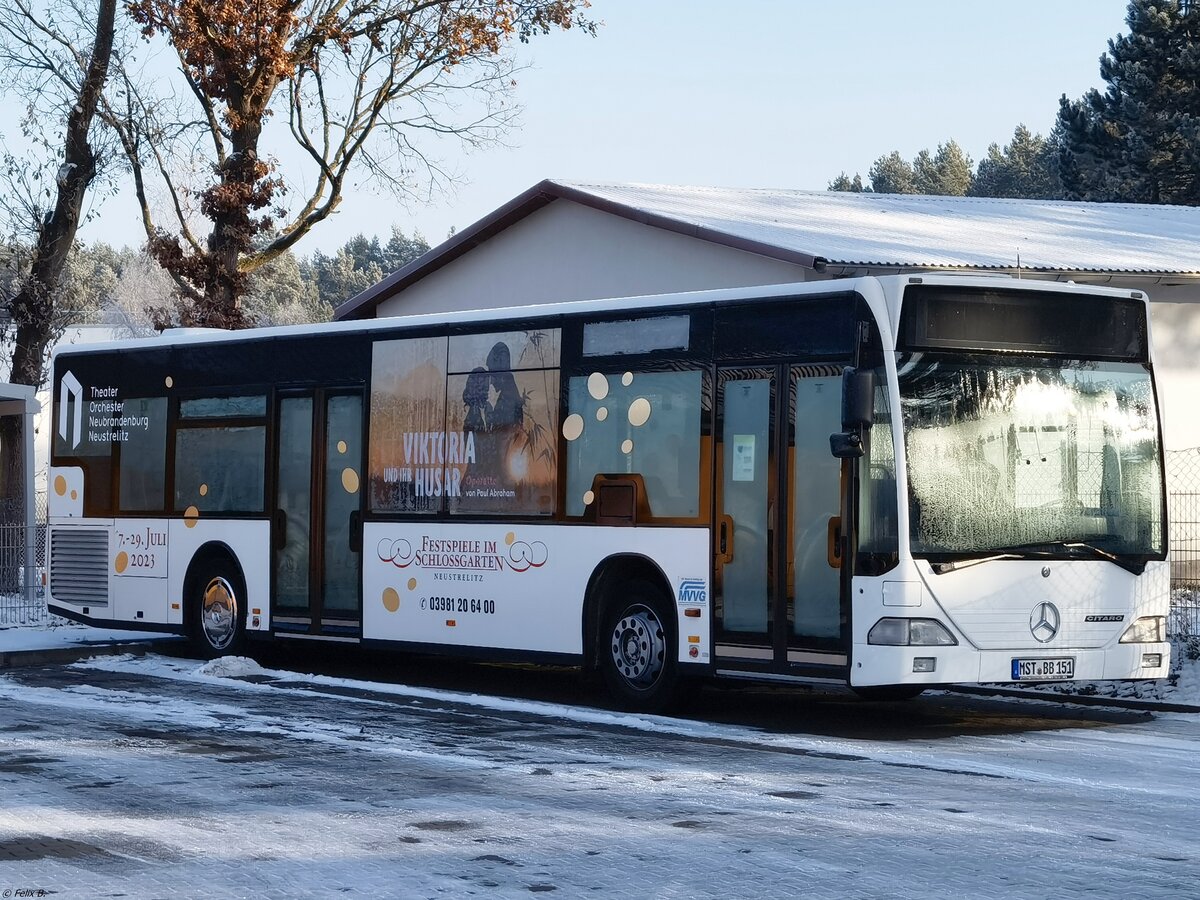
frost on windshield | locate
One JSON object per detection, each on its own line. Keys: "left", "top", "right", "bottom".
{"left": 900, "top": 355, "right": 1163, "bottom": 556}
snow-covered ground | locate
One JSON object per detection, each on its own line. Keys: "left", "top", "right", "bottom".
{"left": 0, "top": 618, "right": 177, "bottom": 653}
{"left": 0, "top": 652, "right": 1197, "bottom": 897}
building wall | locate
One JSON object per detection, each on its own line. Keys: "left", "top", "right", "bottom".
{"left": 1146, "top": 300, "right": 1200, "bottom": 452}
{"left": 373, "top": 200, "right": 812, "bottom": 317}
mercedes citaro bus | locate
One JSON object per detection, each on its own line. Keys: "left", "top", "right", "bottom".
{"left": 46, "top": 274, "right": 1169, "bottom": 709}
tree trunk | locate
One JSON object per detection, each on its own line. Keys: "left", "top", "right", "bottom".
{"left": 1, "top": 0, "right": 117, "bottom": 532}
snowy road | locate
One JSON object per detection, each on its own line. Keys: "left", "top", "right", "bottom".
{"left": 0, "top": 654, "right": 1198, "bottom": 899}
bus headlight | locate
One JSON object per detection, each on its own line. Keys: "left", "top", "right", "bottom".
{"left": 868, "top": 618, "right": 958, "bottom": 646}
{"left": 1119, "top": 616, "right": 1165, "bottom": 643}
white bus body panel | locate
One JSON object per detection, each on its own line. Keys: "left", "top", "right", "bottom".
{"left": 851, "top": 559, "right": 1170, "bottom": 686}
{"left": 364, "top": 522, "right": 711, "bottom": 662}
{"left": 47, "top": 516, "right": 271, "bottom": 633}
{"left": 166, "top": 519, "right": 271, "bottom": 633}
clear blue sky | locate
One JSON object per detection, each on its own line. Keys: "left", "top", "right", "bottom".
{"left": 75, "top": 0, "right": 1131, "bottom": 255}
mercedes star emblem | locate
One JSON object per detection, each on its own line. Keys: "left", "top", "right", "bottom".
{"left": 1030, "top": 601, "right": 1061, "bottom": 643}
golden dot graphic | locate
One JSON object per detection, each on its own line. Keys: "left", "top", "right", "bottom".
{"left": 115, "top": 551, "right": 128, "bottom": 574}
{"left": 596, "top": 407, "right": 608, "bottom": 422}
{"left": 70, "top": 490, "right": 77, "bottom": 501}
{"left": 583, "top": 490, "right": 595, "bottom": 506}
{"left": 587, "top": 372, "right": 609, "bottom": 400}
{"left": 622, "top": 372, "right": 634, "bottom": 387}
{"left": 165, "top": 376, "right": 174, "bottom": 388}
{"left": 505, "top": 531, "right": 516, "bottom": 546}
{"left": 562, "top": 413, "right": 584, "bottom": 441}
{"left": 184, "top": 505, "right": 200, "bottom": 528}
{"left": 337, "top": 440, "right": 347, "bottom": 454}
{"left": 54, "top": 475, "right": 66, "bottom": 496}
{"left": 621, "top": 439, "right": 634, "bottom": 454}
{"left": 628, "top": 397, "right": 652, "bottom": 427}
{"left": 407, "top": 578, "right": 417, "bottom": 591}
{"left": 199, "top": 483, "right": 208, "bottom": 497}
{"left": 382, "top": 588, "right": 400, "bottom": 613}
{"left": 341, "top": 468, "right": 360, "bottom": 493}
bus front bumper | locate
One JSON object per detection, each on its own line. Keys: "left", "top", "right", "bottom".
{"left": 851, "top": 641, "right": 1171, "bottom": 687}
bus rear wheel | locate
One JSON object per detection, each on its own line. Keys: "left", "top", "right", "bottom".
{"left": 599, "top": 582, "right": 681, "bottom": 713}
{"left": 189, "top": 558, "right": 246, "bottom": 658}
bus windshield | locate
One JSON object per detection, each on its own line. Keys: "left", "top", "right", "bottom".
{"left": 898, "top": 353, "right": 1164, "bottom": 559}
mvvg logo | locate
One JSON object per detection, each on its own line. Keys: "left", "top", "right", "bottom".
{"left": 678, "top": 579, "right": 707, "bottom": 604}
{"left": 58, "top": 370, "right": 83, "bottom": 449}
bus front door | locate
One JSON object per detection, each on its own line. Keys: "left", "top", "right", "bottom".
{"left": 272, "top": 390, "right": 364, "bottom": 637}
{"left": 714, "top": 366, "right": 847, "bottom": 675}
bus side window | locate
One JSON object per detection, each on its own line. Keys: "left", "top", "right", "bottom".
{"left": 118, "top": 397, "right": 168, "bottom": 512}
{"left": 563, "top": 369, "right": 703, "bottom": 520}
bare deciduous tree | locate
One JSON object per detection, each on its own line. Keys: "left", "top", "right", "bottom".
{"left": 0, "top": 0, "right": 119, "bottom": 533}
{"left": 111, "top": 0, "right": 595, "bottom": 328}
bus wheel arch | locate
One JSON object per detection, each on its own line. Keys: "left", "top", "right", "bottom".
{"left": 183, "top": 543, "right": 248, "bottom": 658}
{"left": 583, "top": 555, "right": 682, "bottom": 712}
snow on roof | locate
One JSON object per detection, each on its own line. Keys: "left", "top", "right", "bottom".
{"left": 555, "top": 181, "right": 1200, "bottom": 274}
{"left": 334, "top": 179, "right": 1200, "bottom": 320}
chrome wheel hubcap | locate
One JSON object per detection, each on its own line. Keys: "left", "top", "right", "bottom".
{"left": 201, "top": 576, "right": 238, "bottom": 651}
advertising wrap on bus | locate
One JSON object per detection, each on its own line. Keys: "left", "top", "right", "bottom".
{"left": 363, "top": 522, "right": 710, "bottom": 660}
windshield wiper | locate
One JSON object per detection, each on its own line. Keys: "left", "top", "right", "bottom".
{"left": 1058, "top": 541, "right": 1146, "bottom": 575}
{"left": 929, "top": 550, "right": 1052, "bottom": 575}
{"left": 928, "top": 540, "right": 1146, "bottom": 576}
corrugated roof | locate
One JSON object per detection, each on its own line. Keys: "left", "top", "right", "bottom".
{"left": 335, "top": 179, "right": 1200, "bottom": 320}
{"left": 556, "top": 181, "right": 1200, "bottom": 274}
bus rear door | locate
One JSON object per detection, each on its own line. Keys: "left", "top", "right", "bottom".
{"left": 272, "top": 389, "right": 364, "bottom": 638}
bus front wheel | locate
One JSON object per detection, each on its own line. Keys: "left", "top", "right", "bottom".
{"left": 599, "top": 582, "right": 682, "bottom": 713}
{"left": 189, "top": 558, "right": 246, "bottom": 658}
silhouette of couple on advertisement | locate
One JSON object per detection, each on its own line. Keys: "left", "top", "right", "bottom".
{"left": 461, "top": 342, "right": 524, "bottom": 500}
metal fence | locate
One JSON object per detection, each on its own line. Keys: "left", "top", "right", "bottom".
{"left": 0, "top": 491, "right": 46, "bottom": 626}
{"left": 1168, "top": 448, "right": 1200, "bottom": 589}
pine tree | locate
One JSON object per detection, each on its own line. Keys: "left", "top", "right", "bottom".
{"left": 913, "top": 141, "right": 974, "bottom": 196}
{"left": 971, "top": 125, "right": 1063, "bottom": 199}
{"left": 827, "top": 172, "right": 868, "bottom": 192}
{"left": 868, "top": 151, "right": 916, "bottom": 194}
{"left": 1057, "top": 0, "right": 1200, "bottom": 204}
{"left": 383, "top": 226, "right": 431, "bottom": 270}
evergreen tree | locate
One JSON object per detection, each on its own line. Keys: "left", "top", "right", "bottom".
{"left": 912, "top": 141, "right": 974, "bottom": 196}
{"left": 383, "top": 226, "right": 431, "bottom": 270}
{"left": 827, "top": 172, "right": 868, "bottom": 192}
{"left": 344, "top": 234, "right": 387, "bottom": 272}
{"left": 306, "top": 245, "right": 384, "bottom": 310}
{"left": 971, "top": 125, "right": 1063, "bottom": 199}
{"left": 244, "top": 251, "right": 326, "bottom": 325}
{"left": 1057, "top": 0, "right": 1200, "bottom": 204}
{"left": 867, "top": 151, "right": 916, "bottom": 194}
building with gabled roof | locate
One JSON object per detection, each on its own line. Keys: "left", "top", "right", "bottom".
{"left": 334, "top": 180, "right": 1200, "bottom": 448}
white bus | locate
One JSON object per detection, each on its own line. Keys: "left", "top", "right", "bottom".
{"left": 45, "top": 274, "right": 1170, "bottom": 709}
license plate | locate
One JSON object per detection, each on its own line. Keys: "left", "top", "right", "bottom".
{"left": 1011, "top": 657, "right": 1075, "bottom": 680}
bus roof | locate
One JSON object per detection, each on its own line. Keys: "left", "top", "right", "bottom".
{"left": 52, "top": 273, "right": 1147, "bottom": 359}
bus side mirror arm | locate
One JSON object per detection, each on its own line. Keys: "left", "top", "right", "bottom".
{"left": 830, "top": 366, "right": 875, "bottom": 459}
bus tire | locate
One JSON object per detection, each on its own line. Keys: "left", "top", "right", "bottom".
{"left": 599, "top": 580, "right": 681, "bottom": 713}
{"left": 188, "top": 555, "right": 246, "bottom": 659}
{"left": 851, "top": 685, "right": 925, "bottom": 702}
